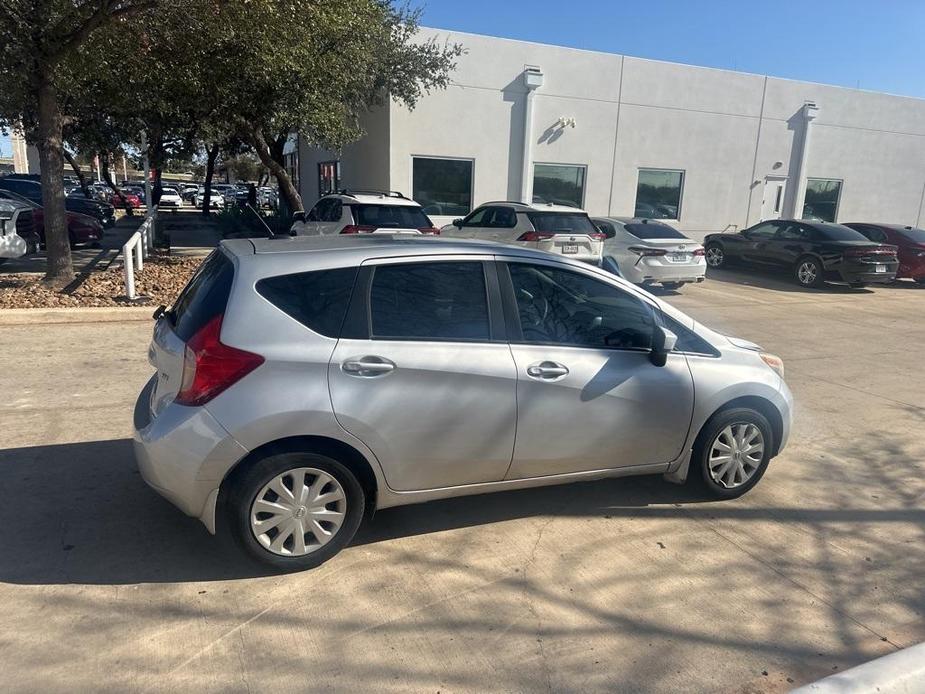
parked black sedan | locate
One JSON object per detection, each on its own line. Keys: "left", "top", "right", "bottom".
{"left": 0, "top": 176, "right": 116, "bottom": 228}
{"left": 704, "top": 219, "right": 899, "bottom": 288}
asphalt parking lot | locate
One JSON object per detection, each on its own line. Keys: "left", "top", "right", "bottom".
{"left": 0, "top": 267, "right": 923, "bottom": 693}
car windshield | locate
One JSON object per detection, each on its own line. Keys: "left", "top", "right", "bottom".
{"left": 898, "top": 227, "right": 925, "bottom": 243}
{"left": 623, "top": 221, "right": 687, "bottom": 240}
{"left": 352, "top": 204, "right": 431, "bottom": 228}
{"left": 815, "top": 224, "right": 869, "bottom": 241}
{"left": 526, "top": 212, "right": 598, "bottom": 234}
{"left": 0, "top": 190, "right": 40, "bottom": 209}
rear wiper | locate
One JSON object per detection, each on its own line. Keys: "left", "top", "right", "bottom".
{"left": 152, "top": 305, "right": 175, "bottom": 322}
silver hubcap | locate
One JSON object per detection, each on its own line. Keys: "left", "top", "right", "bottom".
{"left": 705, "top": 247, "right": 724, "bottom": 267}
{"left": 250, "top": 467, "right": 347, "bottom": 557}
{"left": 708, "top": 424, "right": 764, "bottom": 489}
{"left": 798, "top": 261, "right": 818, "bottom": 285}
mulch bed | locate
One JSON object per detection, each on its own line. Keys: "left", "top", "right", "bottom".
{"left": 0, "top": 255, "right": 202, "bottom": 309}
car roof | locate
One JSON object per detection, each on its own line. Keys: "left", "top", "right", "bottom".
{"left": 222, "top": 234, "right": 581, "bottom": 262}
{"left": 478, "top": 200, "right": 588, "bottom": 214}
{"left": 844, "top": 222, "right": 921, "bottom": 231}
{"left": 321, "top": 191, "right": 420, "bottom": 207}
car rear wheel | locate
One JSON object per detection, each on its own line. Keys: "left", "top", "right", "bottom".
{"left": 915, "top": 278, "right": 925, "bottom": 285}
{"left": 224, "top": 452, "right": 365, "bottom": 571}
{"left": 704, "top": 244, "right": 725, "bottom": 268}
{"left": 691, "top": 408, "right": 773, "bottom": 499}
{"left": 794, "top": 256, "right": 824, "bottom": 288}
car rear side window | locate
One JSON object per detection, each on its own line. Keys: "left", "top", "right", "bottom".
{"left": 256, "top": 267, "right": 358, "bottom": 337}
{"left": 370, "top": 262, "right": 490, "bottom": 341}
{"left": 525, "top": 212, "right": 598, "bottom": 235}
{"left": 352, "top": 204, "right": 431, "bottom": 229}
{"left": 170, "top": 251, "right": 235, "bottom": 341}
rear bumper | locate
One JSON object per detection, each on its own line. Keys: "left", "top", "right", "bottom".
{"left": 133, "top": 376, "right": 248, "bottom": 530}
{"left": 835, "top": 268, "right": 897, "bottom": 284}
{"left": 622, "top": 259, "right": 707, "bottom": 284}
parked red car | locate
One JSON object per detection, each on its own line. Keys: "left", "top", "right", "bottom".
{"left": 844, "top": 223, "right": 925, "bottom": 284}
{"left": 0, "top": 188, "right": 103, "bottom": 247}
{"left": 110, "top": 190, "right": 142, "bottom": 209}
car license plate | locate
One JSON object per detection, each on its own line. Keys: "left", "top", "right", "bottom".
{"left": 668, "top": 253, "right": 690, "bottom": 262}
{"left": 875, "top": 264, "right": 887, "bottom": 272}
{"left": 562, "top": 244, "right": 579, "bottom": 254}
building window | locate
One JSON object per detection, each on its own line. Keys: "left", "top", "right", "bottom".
{"left": 802, "top": 178, "right": 842, "bottom": 222}
{"left": 412, "top": 157, "right": 473, "bottom": 217}
{"left": 317, "top": 160, "right": 340, "bottom": 198}
{"left": 635, "top": 169, "right": 684, "bottom": 220}
{"left": 283, "top": 153, "right": 300, "bottom": 190}
{"left": 533, "top": 164, "right": 585, "bottom": 208}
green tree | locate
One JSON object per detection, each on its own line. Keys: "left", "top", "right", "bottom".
{"left": 0, "top": 0, "right": 158, "bottom": 285}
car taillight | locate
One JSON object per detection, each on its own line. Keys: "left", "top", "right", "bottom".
{"left": 590, "top": 232, "right": 606, "bottom": 241}
{"left": 628, "top": 246, "right": 667, "bottom": 257}
{"left": 175, "top": 314, "right": 264, "bottom": 407}
{"left": 693, "top": 248, "right": 705, "bottom": 256}
{"left": 517, "top": 231, "right": 556, "bottom": 242}
{"left": 844, "top": 247, "right": 895, "bottom": 258}
{"left": 340, "top": 225, "right": 376, "bottom": 234}
{"left": 418, "top": 227, "right": 440, "bottom": 235}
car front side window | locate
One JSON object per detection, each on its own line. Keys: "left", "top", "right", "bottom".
{"left": 507, "top": 263, "right": 655, "bottom": 350}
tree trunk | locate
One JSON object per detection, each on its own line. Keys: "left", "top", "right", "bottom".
{"left": 247, "top": 128, "right": 302, "bottom": 213}
{"left": 100, "top": 152, "right": 132, "bottom": 216}
{"left": 36, "top": 76, "right": 73, "bottom": 285}
{"left": 202, "top": 143, "right": 219, "bottom": 217}
{"left": 62, "top": 149, "right": 92, "bottom": 199}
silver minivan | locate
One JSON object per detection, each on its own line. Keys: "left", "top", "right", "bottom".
{"left": 134, "top": 235, "right": 792, "bottom": 571}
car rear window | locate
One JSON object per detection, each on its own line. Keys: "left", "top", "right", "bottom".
{"left": 525, "top": 212, "right": 598, "bottom": 235}
{"left": 170, "top": 251, "right": 235, "bottom": 341}
{"left": 352, "top": 204, "right": 432, "bottom": 229}
{"left": 623, "top": 222, "right": 687, "bottom": 240}
{"left": 815, "top": 224, "right": 868, "bottom": 241}
{"left": 256, "top": 267, "right": 358, "bottom": 337}
{"left": 898, "top": 227, "right": 925, "bottom": 243}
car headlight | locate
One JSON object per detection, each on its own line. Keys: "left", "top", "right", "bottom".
{"left": 760, "top": 353, "right": 785, "bottom": 380}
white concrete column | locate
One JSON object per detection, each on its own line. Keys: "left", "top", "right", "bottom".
{"left": 789, "top": 101, "right": 819, "bottom": 219}
{"left": 520, "top": 67, "right": 544, "bottom": 204}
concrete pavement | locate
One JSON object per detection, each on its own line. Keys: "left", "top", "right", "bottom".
{"left": 0, "top": 267, "right": 922, "bottom": 693}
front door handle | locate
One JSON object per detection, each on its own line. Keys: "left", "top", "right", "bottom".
{"left": 342, "top": 357, "right": 395, "bottom": 376}
{"left": 526, "top": 361, "right": 569, "bottom": 380}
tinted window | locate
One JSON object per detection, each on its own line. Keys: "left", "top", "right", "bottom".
{"left": 412, "top": 157, "right": 472, "bottom": 217}
{"left": 508, "top": 263, "right": 654, "bottom": 349}
{"left": 462, "top": 207, "right": 490, "bottom": 226}
{"left": 370, "top": 262, "right": 490, "bottom": 341}
{"left": 850, "top": 225, "right": 887, "bottom": 243}
{"left": 170, "top": 251, "right": 235, "bottom": 341}
{"left": 661, "top": 315, "right": 718, "bottom": 356}
{"left": 488, "top": 206, "right": 517, "bottom": 228}
{"left": 257, "top": 267, "right": 358, "bottom": 337}
{"left": 533, "top": 164, "right": 585, "bottom": 208}
{"left": 815, "top": 224, "right": 868, "bottom": 242}
{"left": 746, "top": 222, "right": 778, "bottom": 239}
{"left": 593, "top": 219, "right": 616, "bottom": 238}
{"left": 898, "top": 227, "right": 925, "bottom": 243}
{"left": 623, "top": 222, "right": 686, "bottom": 240}
{"left": 802, "top": 179, "right": 841, "bottom": 222}
{"left": 635, "top": 169, "right": 683, "bottom": 220}
{"left": 352, "top": 204, "right": 431, "bottom": 229}
{"left": 525, "top": 212, "right": 598, "bottom": 235}
{"left": 777, "top": 223, "right": 813, "bottom": 241}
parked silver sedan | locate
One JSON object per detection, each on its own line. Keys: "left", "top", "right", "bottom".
{"left": 593, "top": 217, "right": 706, "bottom": 289}
{"left": 134, "top": 235, "right": 792, "bottom": 571}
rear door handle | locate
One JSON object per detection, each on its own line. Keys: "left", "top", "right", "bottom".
{"left": 342, "top": 357, "right": 395, "bottom": 376}
{"left": 526, "top": 361, "right": 569, "bottom": 380}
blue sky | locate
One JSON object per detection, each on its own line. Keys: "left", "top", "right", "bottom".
{"left": 421, "top": 0, "right": 925, "bottom": 98}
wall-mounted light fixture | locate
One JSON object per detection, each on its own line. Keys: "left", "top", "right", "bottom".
{"left": 557, "top": 116, "right": 576, "bottom": 129}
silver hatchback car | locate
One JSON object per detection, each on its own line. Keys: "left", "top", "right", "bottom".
{"left": 134, "top": 235, "right": 792, "bottom": 571}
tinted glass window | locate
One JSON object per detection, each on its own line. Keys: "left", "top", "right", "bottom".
{"left": 352, "top": 204, "right": 431, "bottom": 229}
{"left": 661, "top": 315, "right": 718, "bottom": 356}
{"left": 525, "top": 212, "right": 598, "bottom": 235}
{"left": 462, "top": 207, "right": 490, "bottom": 226}
{"left": 592, "top": 219, "right": 616, "bottom": 238}
{"left": 898, "top": 227, "right": 925, "bottom": 243}
{"left": 850, "top": 225, "right": 887, "bottom": 242}
{"left": 370, "top": 262, "right": 490, "bottom": 341}
{"left": 776, "top": 224, "right": 812, "bottom": 240}
{"left": 635, "top": 170, "right": 683, "bottom": 220}
{"left": 802, "top": 179, "right": 842, "bottom": 222}
{"left": 815, "top": 224, "right": 868, "bottom": 241}
{"left": 489, "top": 206, "right": 517, "bottom": 228}
{"left": 624, "top": 222, "right": 686, "bottom": 240}
{"left": 412, "top": 157, "right": 472, "bottom": 217}
{"left": 746, "top": 222, "right": 778, "bottom": 239}
{"left": 533, "top": 164, "right": 585, "bottom": 208}
{"left": 170, "top": 251, "right": 235, "bottom": 342}
{"left": 257, "top": 267, "right": 358, "bottom": 337}
{"left": 508, "top": 263, "right": 654, "bottom": 349}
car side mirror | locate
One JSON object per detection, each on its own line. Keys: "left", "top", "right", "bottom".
{"left": 452, "top": 218, "right": 463, "bottom": 228}
{"left": 650, "top": 326, "right": 678, "bottom": 367}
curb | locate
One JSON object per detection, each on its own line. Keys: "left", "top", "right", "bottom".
{"left": 0, "top": 306, "right": 155, "bottom": 326}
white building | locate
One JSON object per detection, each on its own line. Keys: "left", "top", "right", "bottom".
{"left": 297, "top": 28, "right": 925, "bottom": 240}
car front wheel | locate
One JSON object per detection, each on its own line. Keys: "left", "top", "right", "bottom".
{"left": 224, "top": 452, "right": 365, "bottom": 571}
{"left": 691, "top": 408, "right": 773, "bottom": 499}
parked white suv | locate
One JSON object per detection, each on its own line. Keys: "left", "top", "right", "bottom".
{"left": 291, "top": 190, "right": 439, "bottom": 236}
{"left": 440, "top": 201, "right": 605, "bottom": 264}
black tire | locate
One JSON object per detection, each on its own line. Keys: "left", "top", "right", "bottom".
{"left": 223, "top": 451, "right": 365, "bottom": 572}
{"left": 690, "top": 407, "right": 773, "bottom": 500}
{"left": 794, "top": 255, "right": 824, "bottom": 288}
{"left": 915, "top": 278, "right": 925, "bottom": 285}
{"left": 849, "top": 282, "right": 866, "bottom": 289}
{"left": 0, "top": 257, "right": 7, "bottom": 266}
{"left": 705, "top": 243, "right": 726, "bottom": 269}
{"left": 662, "top": 282, "right": 683, "bottom": 290}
